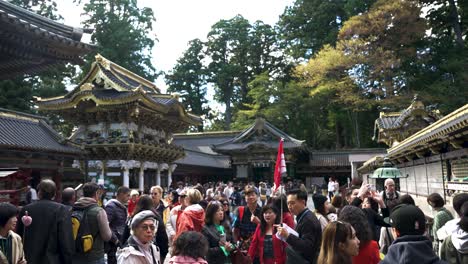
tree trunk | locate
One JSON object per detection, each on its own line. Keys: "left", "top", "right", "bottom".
{"left": 353, "top": 111, "right": 361, "bottom": 148}
{"left": 225, "top": 101, "right": 232, "bottom": 130}
{"left": 447, "top": 0, "right": 464, "bottom": 47}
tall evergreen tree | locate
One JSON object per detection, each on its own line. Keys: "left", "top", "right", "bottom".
{"left": 166, "top": 39, "right": 209, "bottom": 131}
{"left": 80, "top": 0, "right": 157, "bottom": 80}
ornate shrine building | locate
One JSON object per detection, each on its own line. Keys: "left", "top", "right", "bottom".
{"left": 211, "top": 118, "right": 306, "bottom": 182}
{"left": 360, "top": 98, "right": 468, "bottom": 199}
{"left": 36, "top": 54, "right": 201, "bottom": 192}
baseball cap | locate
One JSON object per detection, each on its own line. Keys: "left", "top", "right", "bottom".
{"left": 386, "top": 204, "right": 426, "bottom": 236}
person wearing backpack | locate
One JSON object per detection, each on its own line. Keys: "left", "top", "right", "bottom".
{"left": 72, "top": 182, "right": 112, "bottom": 264}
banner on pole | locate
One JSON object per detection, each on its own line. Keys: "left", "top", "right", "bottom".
{"left": 274, "top": 138, "right": 286, "bottom": 191}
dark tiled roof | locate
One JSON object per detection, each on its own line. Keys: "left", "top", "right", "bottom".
{"left": 213, "top": 118, "right": 305, "bottom": 152}
{"left": 174, "top": 132, "right": 238, "bottom": 154}
{"left": 0, "top": 109, "right": 81, "bottom": 154}
{"left": 376, "top": 115, "right": 400, "bottom": 130}
{"left": 175, "top": 149, "right": 230, "bottom": 168}
{"left": 0, "top": 0, "right": 94, "bottom": 78}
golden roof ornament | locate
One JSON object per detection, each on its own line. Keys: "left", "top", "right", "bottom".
{"left": 80, "top": 83, "right": 93, "bottom": 91}
{"left": 95, "top": 54, "right": 110, "bottom": 70}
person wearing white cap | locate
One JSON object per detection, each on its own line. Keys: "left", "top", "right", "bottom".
{"left": 117, "top": 210, "right": 161, "bottom": 264}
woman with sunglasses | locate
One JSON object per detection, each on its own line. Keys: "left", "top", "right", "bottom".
{"left": 219, "top": 198, "right": 233, "bottom": 230}
{"left": 317, "top": 221, "right": 360, "bottom": 264}
{"left": 121, "top": 195, "right": 169, "bottom": 263}
{"left": 248, "top": 204, "right": 287, "bottom": 264}
{"left": 117, "top": 210, "right": 161, "bottom": 264}
{"left": 202, "top": 201, "right": 234, "bottom": 263}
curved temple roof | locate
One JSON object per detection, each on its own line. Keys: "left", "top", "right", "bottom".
{"left": 0, "top": 0, "right": 94, "bottom": 78}
{"left": 35, "top": 54, "right": 202, "bottom": 126}
{"left": 212, "top": 117, "right": 305, "bottom": 152}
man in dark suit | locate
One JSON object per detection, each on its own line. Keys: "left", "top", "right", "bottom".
{"left": 277, "top": 189, "right": 322, "bottom": 264}
{"left": 17, "top": 179, "right": 74, "bottom": 264}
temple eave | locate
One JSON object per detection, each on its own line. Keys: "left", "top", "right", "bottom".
{"left": 84, "top": 143, "right": 185, "bottom": 163}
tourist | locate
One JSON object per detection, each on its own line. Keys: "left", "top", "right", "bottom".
{"left": 331, "top": 195, "right": 345, "bottom": 215}
{"left": 328, "top": 178, "right": 335, "bottom": 200}
{"left": 17, "top": 179, "right": 74, "bottom": 264}
{"left": 436, "top": 193, "right": 468, "bottom": 241}
{"left": 218, "top": 197, "right": 234, "bottom": 232}
{"left": 229, "top": 186, "right": 242, "bottom": 207}
{"left": 338, "top": 205, "right": 380, "bottom": 264}
{"left": 202, "top": 201, "right": 234, "bottom": 263}
{"left": 117, "top": 210, "right": 161, "bottom": 264}
{"left": 333, "top": 179, "right": 340, "bottom": 196}
{"left": 122, "top": 195, "right": 169, "bottom": 263}
{"left": 223, "top": 181, "right": 234, "bottom": 201}
{"left": 313, "top": 194, "right": 330, "bottom": 231}
{"left": 379, "top": 193, "right": 416, "bottom": 254}
{"left": 380, "top": 204, "right": 445, "bottom": 264}
{"left": 317, "top": 221, "right": 360, "bottom": 264}
{"left": 105, "top": 186, "right": 131, "bottom": 264}
{"left": 150, "top": 186, "right": 166, "bottom": 217}
{"left": 378, "top": 179, "right": 400, "bottom": 209}
{"left": 259, "top": 182, "right": 268, "bottom": 206}
{"left": 62, "top": 187, "right": 76, "bottom": 212}
{"left": 440, "top": 195, "right": 468, "bottom": 264}
{"left": 72, "top": 182, "right": 112, "bottom": 264}
{"left": 169, "top": 231, "right": 208, "bottom": 264}
{"left": 277, "top": 189, "right": 322, "bottom": 264}
{"left": 427, "top": 192, "right": 454, "bottom": 255}
{"left": 166, "top": 190, "right": 187, "bottom": 244}
{"left": 349, "top": 184, "right": 390, "bottom": 241}
{"left": 233, "top": 185, "right": 261, "bottom": 248}
{"left": 249, "top": 204, "right": 287, "bottom": 264}
{"left": 0, "top": 202, "right": 26, "bottom": 264}
{"left": 127, "top": 189, "right": 140, "bottom": 216}
{"left": 271, "top": 194, "right": 295, "bottom": 228}
{"left": 176, "top": 188, "right": 205, "bottom": 237}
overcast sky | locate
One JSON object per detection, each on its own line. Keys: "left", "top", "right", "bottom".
{"left": 58, "top": 0, "right": 294, "bottom": 93}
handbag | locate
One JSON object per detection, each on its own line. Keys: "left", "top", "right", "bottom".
{"left": 286, "top": 246, "right": 310, "bottom": 264}
{"left": 231, "top": 249, "right": 252, "bottom": 264}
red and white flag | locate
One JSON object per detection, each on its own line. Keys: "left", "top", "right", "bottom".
{"left": 274, "top": 138, "right": 286, "bottom": 191}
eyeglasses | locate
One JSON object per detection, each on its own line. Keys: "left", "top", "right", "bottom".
{"left": 139, "top": 224, "right": 156, "bottom": 231}
{"left": 223, "top": 203, "right": 229, "bottom": 206}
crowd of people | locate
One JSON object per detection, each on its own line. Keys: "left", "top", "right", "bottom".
{"left": 0, "top": 178, "right": 467, "bottom": 264}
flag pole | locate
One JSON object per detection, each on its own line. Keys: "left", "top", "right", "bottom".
{"left": 280, "top": 184, "right": 283, "bottom": 225}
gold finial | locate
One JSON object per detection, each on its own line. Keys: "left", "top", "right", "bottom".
{"left": 95, "top": 54, "right": 110, "bottom": 70}
{"left": 80, "top": 83, "right": 93, "bottom": 91}
{"left": 171, "top": 93, "right": 180, "bottom": 100}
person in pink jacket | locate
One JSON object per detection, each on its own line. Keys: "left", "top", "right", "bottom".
{"left": 169, "top": 231, "right": 208, "bottom": 264}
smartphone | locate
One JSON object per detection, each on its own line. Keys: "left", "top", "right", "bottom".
{"left": 369, "top": 184, "right": 376, "bottom": 192}
{"left": 220, "top": 234, "right": 226, "bottom": 243}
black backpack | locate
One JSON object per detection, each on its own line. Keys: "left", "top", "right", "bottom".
{"left": 71, "top": 204, "right": 98, "bottom": 253}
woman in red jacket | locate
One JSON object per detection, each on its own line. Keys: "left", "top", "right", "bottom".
{"left": 248, "top": 204, "right": 287, "bottom": 264}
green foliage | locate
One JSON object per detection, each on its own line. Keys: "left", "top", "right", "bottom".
{"left": 80, "top": 0, "right": 157, "bottom": 80}
{"left": 277, "top": 0, "right": 377, "bottom": 60}
{"left": 205, "top": 15, "right": 284, "bottom": 130}
{"left": 166, "top": 39, "right": 210, "bottom": 131}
